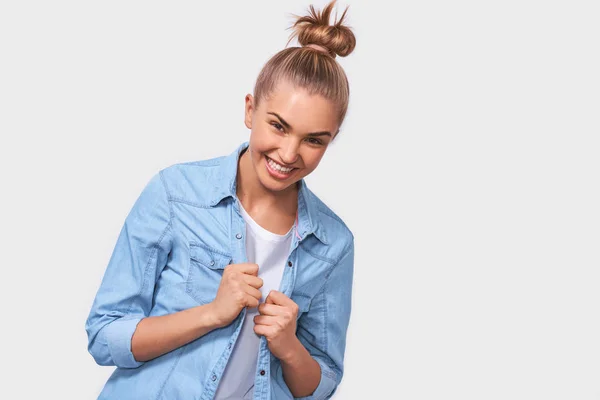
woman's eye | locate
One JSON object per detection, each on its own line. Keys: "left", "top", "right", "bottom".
{"left": 271, "top": 122, "right": 284, "bottom": 132}
{"left": 307, "top": 137, "right": 323, "bottom": 145}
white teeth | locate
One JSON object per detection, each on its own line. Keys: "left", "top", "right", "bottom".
{"left": 268, "top": 158, "right": 293, "bottom": 173}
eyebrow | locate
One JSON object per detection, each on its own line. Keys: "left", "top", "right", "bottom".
{"left": 267, "top": 112, "right": 332, "bottom": 137}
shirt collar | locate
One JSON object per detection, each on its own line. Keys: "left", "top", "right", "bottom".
{"left": 211, "top": 141, "right": 328, "bottom": 245}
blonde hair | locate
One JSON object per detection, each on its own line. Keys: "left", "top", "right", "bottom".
{"left": 253, "top": 0, "right": 356, "bottom": 131}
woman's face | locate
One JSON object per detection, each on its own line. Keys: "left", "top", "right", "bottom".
{"left": 244, "top": 80, "right": 340, "bottom": 194}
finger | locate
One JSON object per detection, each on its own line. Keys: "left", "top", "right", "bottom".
{"left": 253, "top": 323, "right": 272, "bottom": 337}
{"left": 244, "top": 293, "right": 260, "bottom": 309}
{"left": 265, "top": 293, "right": 275, "bottom": 304}
{"left": 265, "top": 290, "right": 294, "bottom": 307}
{"left": 242, "top": 274, "right": 263, "bottom": 289}
{"left": 257, "top": 302, "right": 284, "bottom": 317}
{"left": 253, "top": 314, "right": 278, "bottom": 326}
{"left": 242, "top": 284, "right": 262, "bottom": 301}
{"left": 227, "top": 262, "right": 259, "bottom": 276}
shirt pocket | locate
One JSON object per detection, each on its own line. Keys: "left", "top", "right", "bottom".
{"left": 290, "top": 292, "right": 312, "bottom": 320}
{"left": 186, "top": 242, "right": 233, "bottom": 305}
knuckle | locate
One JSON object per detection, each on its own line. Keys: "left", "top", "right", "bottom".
{"left": 234, "top": 292, "right": 244, "bottom": 303}
{"left": 223, "top": 271, "right": 234, "bottom": 283}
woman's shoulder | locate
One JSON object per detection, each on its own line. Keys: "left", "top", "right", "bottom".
{"left": 306, "top": 187, "right": 354, "bottom": 248}
{"left": 158, "top": 143, "right": 242, "bottom": 185}
{"left": 162, "top": 154, "right": 227, "bottom": 174}
{"left": 148, "top": 154, "right": 230, "bottom": 207}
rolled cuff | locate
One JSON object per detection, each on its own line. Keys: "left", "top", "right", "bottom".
{"left": 295, "top": 359, "right": 338, "bottom": 400}
{"left": 103, "top": 316, "right": 145, "bottom": 369}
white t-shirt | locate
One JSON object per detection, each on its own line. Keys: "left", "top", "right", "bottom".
{"left": 214, "top": 202, "right": 293, "bottom": 400}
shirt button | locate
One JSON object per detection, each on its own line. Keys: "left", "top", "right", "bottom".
{"left": 211, "top": 374, "right": 217, "bottom": 381}
{"left": 236, "top": 233, "right": 242, "bottom": 239}
{"left": 260, "top": 369, "right": 266, "bottom": 376}
{"left": 287, "top": 261, "right": 293, "bottom": 267}
{"left": 210, "top": 260, "right": 215, "bottom": 266}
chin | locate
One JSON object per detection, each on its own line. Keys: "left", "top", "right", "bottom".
{"left": 256, "top": 167, "right": 298, "bottom": 193}
{"left": 259, "top": 175, "right": 295, "bottom": 193}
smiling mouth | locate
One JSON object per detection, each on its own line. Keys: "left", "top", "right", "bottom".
{"left": 265, "top": 156, "right": 297, "bottom": 176}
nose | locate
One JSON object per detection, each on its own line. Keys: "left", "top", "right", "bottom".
{"left": 278, "top": 138, "right": 300, "bottom": 165}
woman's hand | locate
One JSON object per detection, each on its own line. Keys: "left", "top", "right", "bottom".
{"left": 210, "top": 263, "right": 263, "bottom": 327}
{"left": 253, "top": 290, "right": 300, "bottom": 362}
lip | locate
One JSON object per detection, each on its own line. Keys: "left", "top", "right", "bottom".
{"left": 265, "top": 156, "right": 296, "bottom": 180}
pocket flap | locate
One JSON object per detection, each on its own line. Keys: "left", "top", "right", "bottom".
{"left": 189, "top": 243, "right": 232, "bottom": 270}
{"left": 291, "top": 293, "right": 312, "bottom": 314}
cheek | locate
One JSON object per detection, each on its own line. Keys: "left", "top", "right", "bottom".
{"left": 302, "top": 150, "right": 326, "bottom": 170}
{"left": 250, "top": 126, "right": 277, "bottom": 148}
{"left": 248, "top": 134, "right": 266, "bottom": 155}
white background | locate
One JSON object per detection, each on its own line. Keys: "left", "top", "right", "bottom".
{"left": 1, "top": 1, "right": 599, "bottom": 399}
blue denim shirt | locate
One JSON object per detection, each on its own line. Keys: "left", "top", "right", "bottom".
{"left": 85, "top": 141, "right": 355, "bottom": 400}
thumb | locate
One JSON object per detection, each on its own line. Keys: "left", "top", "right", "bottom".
{"left": 265, "top": 291, "right": 276, "bottom": 304}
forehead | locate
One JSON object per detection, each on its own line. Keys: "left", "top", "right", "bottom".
{"left": 260, "top": 80, "right": 339, "bottom": 132}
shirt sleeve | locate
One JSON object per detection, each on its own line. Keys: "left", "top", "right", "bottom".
{"left": 84, "top": 170, "right": 173, "bottom": 369}
{"left": 275, "top": 240, "right": 355, "bottom": 399}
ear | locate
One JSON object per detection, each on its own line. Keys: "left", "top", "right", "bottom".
{"left": 244, "top": 94, "right": 254, "bottom": 129}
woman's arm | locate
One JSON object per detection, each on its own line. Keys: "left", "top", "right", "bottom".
{"left": 85, "top": 170, "right": 264, "bottom": 367}
{"left": 273, "top": 240, "right": 355, "bottom": 399}
{"left": 131, "top": 303, "right": 221, "bottom": 362}
{"left": 85, "top": 171, "right": 173, "bottom": 369}
{"left": 278, "top": 336, "right": 322, "bottom": 397}
{"left": 253, "top": 290, "right": 322, "bottom": 397}
{"left": 132, "top": 261, "right": 264, "bottom": 362}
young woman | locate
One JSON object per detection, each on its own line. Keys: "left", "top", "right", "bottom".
{"left": 85, "top": 1, "right": 356, "bottom": 399}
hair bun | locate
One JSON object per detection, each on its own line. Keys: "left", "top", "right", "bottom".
{"left": 288, "top": 0, "right": 356, "bottom": 58}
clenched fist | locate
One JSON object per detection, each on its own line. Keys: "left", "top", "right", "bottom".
{"left": 253, "top": 290, "right": 300, "bottom": 362}
{"left": 210, "top": 263, "right": 263, "bottom": 327}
